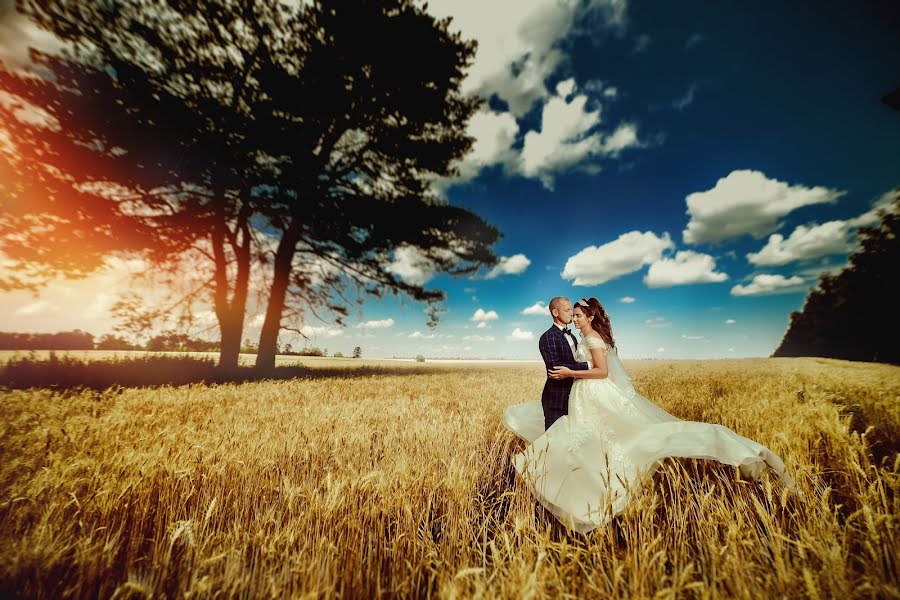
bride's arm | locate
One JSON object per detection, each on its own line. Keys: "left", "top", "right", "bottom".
{"left": 549, "top": 347, "right": 608, "bottom": 379}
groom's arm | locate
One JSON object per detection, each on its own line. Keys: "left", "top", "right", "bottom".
{"left": 539, "top": 335, "right": 589, "bottom": 371}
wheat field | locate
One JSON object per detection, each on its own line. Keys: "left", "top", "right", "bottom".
{"left": 0, "top": 356, "right": 897, "bottom": 598}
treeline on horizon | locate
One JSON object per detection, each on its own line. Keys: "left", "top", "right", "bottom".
{"left": 0, "top": 331, "right": 328, "bottom": 357}
{"left": 773, "top": 191, "right": 899, "bottom": 364}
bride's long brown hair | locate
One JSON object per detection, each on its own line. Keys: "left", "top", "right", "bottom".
{"left": 575, "top": 297, "right": 616, "bottom": 350}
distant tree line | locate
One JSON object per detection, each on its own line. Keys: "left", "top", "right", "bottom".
{"left": 0, "top": 330, "right": 336, "bottom": 356}
{"left": 773, "top": 190, "right": 899, "bottom": 363}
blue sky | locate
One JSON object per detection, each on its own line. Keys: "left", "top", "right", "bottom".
{"left": 1, "top": 0, "right": 898, "bottom": 359}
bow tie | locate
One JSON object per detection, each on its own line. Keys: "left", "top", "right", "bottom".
{"left": 562, "top": 328, "right": 575, "bottom": 337}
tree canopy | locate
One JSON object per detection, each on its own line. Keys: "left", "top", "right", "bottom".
{"left": 0, "top": 0, "right": 500, "bottom": 370}
{"left": 773, "top": 190, "right": 899, "bottom": 363}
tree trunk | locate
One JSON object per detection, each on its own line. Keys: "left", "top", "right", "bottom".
{"left": 255, "top": 217, "right": 302, "bottom": 370}
{"left": 211, "top": 187, "right": 253, "bottom": 371}
{"left": 219, "top": 313, "right": 243, "bottom": 370}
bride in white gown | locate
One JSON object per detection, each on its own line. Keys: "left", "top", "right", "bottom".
{"left": 503, "top": 297, "right": 796, "bottom": 534}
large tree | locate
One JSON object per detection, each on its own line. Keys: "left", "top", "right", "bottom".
{"left": 249, "top": 0, "right": 498, "bottom": 369}
{"left": 773, "top": 190, "right": 899, "bottom": 363}
{"left": 1, "top": 0, "right": 499, "bottom": 370}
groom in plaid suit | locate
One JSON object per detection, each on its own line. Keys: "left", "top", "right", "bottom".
{"left": 538, "top": 297, "right": 590, "bottom": 430}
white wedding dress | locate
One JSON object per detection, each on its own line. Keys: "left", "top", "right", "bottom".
{"left": 503, "top": 336, "right": 796, "bottom": 534}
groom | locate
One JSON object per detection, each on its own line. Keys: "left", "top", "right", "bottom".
{"left": 538, "top": 297, "right": 590, "bottom": 430}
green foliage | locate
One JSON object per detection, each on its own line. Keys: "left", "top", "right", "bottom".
{"left": 333, "top": 352, "right": 344, "bottom": 358}
{"left": 352, "top": 346, "right": 362, "bottom": 359}
{"left": 415, "top": 354, "right": 426, "bottom": 362}
{"left": 774, "top": 190, "right": 899, "bottom": 363}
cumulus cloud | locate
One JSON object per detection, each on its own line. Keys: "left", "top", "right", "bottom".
{"left": 448, "top": 108, "right": 520, "bottom": 185}
{"left": 357, "top": 319, "right": 395, "bottom": 329}
{"left": 747, "top": 190, "right": 898, "bottom": 266}
{"left": 619, "top": 296, "right": 636, "bottom": 303}
{"left": 644, "top": 250, "right": 728, "bottom": 288}
{"left": 731, "top": 274, "right": 806, "bottom": 297}
{"left": 386, "top": 246, "right": 438, "bottom": 286}
{"left": 521, "top": 301, "right": 548, "bottom": 315}
{"left": 747, "top": 221, "right": 852, "bottom": 266}
{"left": 725, "top": 319, "right": 736, "bottom": 325}
{"left": 300, "top": 325, "right": 344, "bottom": 339}
{"left": 421, "top": 1, "right": 638, "bottom": 189}
{"left": 520, "top": 84, "right": 641, "bottom": 189}
{"left": 485, "top": 254, "right": 531, "bottom": 279}
{"left": 656, "top": 346, "right": 665, "bottom": 353}
{"left": 682, "top": 170, "right": 846, "bottom": 244}
{"left": 508, "top": 327, "right": 535, "bottom": 341}
{"left": 562, "top": 231, "right": 673, "bottom": 286}
{"left": 471, "top": 308, "right": 499, "bottom": 324}
{"left": 426, "top": 0, "right": 627, "bottom": 118}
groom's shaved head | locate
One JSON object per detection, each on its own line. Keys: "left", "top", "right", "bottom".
{"left": 549, "top": 297, "right": 568, "bottom": 313}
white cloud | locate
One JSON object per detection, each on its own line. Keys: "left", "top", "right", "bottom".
{"left": 463, "top": 334, "right": 495, "bottom": 342}
{"left": 476, "top": 322, "right": 489, "bottom": 329}
{"left": 508, "top": 327, "right": 535, "bottom": 341}
{"left": 725, "top": 319, "right": 736, "bottom": 325}
{"left": 409, "top": 331, "right": 436, "bottom": 339}
{"left": 847, "top": 189, "right": 897, "bottom": 227}
{"left": 485, "top": 254, "right": 531, "bottom": 279}
{"left": 645, "top": 316, "right": 671, "bottom": 328}
{"left": 644, "top": 250, "right": 728, "bottom": 288}
{"left": 747, "top": 191, "right": 898, "bottom": 266}
{"left": 747, "top": 221, "right": 852, "bottom": 266}
{"left": 619, "top": 296, "right": 636, "bottom": 303}
{"left": 471, "top": 308, "right": 499, "bottom": 324}
{"left": 682, "top": 170, "right": 846, "bottom": 244}
{"left": 423, "top": 1, "right": 639, "bottom": 189}
{"left": 357, "top": 318, "right": 395, "bottom": 329}
{"left": 520, "top": 88, "right": 640, "bottom": 189}
{"left": 681, "top": 334, "right": 704, "bottom": 340}
{"left": 562, "top": 231, "right": 674, "bottom": 286}
{"left": 656, "top": 346, "right": 665, "bottom": 353}
{"left": 300, "top": 325, "right": 344, "bottom": 339}
{"left": 448, "top": 108, "right": 520, "bottom": 184}
{"left": 386, "top": 246, "right": 437, "bottom": 286}
{"left": 521, "top": 301, "right": 548, "bottom": 315}
{"left": 426, "top": 0, "right": 627, "bottom": 119}
{"left": 731, "top": 274, "right": 807, "bottom": 297}
{"left": 14, "top": 300, "right": 59, "bottom": 316}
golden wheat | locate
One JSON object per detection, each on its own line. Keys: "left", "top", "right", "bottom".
{"left": 1, "top": 357, "right": 897, "bottom": 598}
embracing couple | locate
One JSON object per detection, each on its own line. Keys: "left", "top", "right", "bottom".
{"left": 503, "top": 296, "right": 797, "bottom": 534}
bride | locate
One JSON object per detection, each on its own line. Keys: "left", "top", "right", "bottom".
{"left": 503, "top": 297, "right": 796, "bottom": 534}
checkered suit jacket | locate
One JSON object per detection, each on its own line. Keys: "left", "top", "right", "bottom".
{"left": 538, "top": 325, "right": 590, "bottom": 417}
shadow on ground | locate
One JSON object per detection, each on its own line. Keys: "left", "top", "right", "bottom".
{"left": 0, "top": 353, "right": 448, "bottom": 391}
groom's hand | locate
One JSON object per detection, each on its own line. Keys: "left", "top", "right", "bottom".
{"left": 548, "top": 366, "right": 572, "bottom": 379}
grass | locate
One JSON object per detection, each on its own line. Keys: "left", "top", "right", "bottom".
{"left": 0, "top": 354, "right": 897, "bottom": 598}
